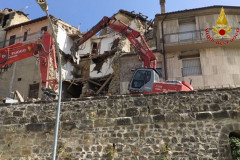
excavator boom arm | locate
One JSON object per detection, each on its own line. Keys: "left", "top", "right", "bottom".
{"left": 74, "top": 16, "right": 156, "bottom": 68}
{"left": 0, "top": 32, "right": 58, "bottom": 90}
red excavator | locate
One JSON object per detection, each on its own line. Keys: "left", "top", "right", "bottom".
{"left": 72, "top": 16, "right": 194, "bottom": 94}
{"left": 0, "top": 32, "right": 58, "bottom": 94}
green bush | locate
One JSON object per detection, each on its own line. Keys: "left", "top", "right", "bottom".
{"left": 229, "top": 137, "right": 240, "bottom": 160}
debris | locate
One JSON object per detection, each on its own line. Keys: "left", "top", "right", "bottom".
{"left": 96, "top": 74, "right": 114, "bottom": 95}
{"left": 4, "top": 98, "right": 18, "bottom": 104}
{"left": 13, "top": 90, "right": 24, "bottom": 102}
{"left": 41, "top": 87, "right": 57, "bottom": 100}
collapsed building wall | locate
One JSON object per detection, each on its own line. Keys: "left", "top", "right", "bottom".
{"left": 61, "top": 10, "right": 156, "bottom": 98}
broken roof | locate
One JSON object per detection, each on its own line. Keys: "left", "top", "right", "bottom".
{"left": 5, "top": 14, "right": 78, "bottom": 31}
{"left": 0, "top": 8, "right": 29, "bottom": 17}
{"left": 114, "top": 9, "right": 148, "bottom": 21}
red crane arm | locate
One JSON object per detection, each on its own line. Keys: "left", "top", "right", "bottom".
{"left": 76, "top": 16, "right": 116, "bottom": 47}
{"left": 73, "top": 16, "right": 156, "bottom": 69}
{"left": 0, "top": 32, "right": 58, "bottom": 90}
{"left": 108, "top": 20, "right": 157, "bottom": 68}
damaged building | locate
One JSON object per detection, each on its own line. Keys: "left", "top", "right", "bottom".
{"left": 0, "top": 8, "right": 30, "bottom": 47}
{"left": 0, "top": 13, "right": 79, "bottom": 99}
{"left": 61, "top": 9, "right": 162, "bottom": 98}
{"left": 0, "top": 8, "right": 162, "bottom": 100}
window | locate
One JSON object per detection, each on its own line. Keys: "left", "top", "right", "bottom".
{"left": 41, "top": 26, "right": 48, "bottom": 33}
{"left": 179, "top": 17, "right": 196, "bottom": 41}
{"left": 91, "top": 42, "right": 99, "bottom": 55}
{"left": 9, "top": 35, "right": 16, "bottom": 46}
{"left": 156, "top": 68, "right": 163, "bottom": 78}
{"left": 182, "top": 58, "right": 202, "bottom": 76}
{"left": 181, "top": 50, "right": 202, "bottom": 76}
{"left": 131, "top": 70, "right": 151, "bottom": 88}
{"left": 29, "top": 83, "right": 39, "bottom": 98}
{"left": 156, "top": 63, "right": 163, "bottom": 78}
{"left": 23, "top": 31, "right": 28, "bottom": 41}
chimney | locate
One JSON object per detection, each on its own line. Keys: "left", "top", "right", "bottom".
{"left": 160, "top": 0, "right": 166, "bottom": 14}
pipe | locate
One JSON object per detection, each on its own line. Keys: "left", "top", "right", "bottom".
{"left": 161, "top": 15, "right": 168, "bottom": 80}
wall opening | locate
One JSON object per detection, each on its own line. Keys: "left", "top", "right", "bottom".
{"left": 62, "top": 81, "right": 83, "bottom": 99}
{"left": 91, "top": 42, "right": 99, "bottom": 55}
{"left": 2, "top": 14, "right": 10, "bottom": 28}
{"left": 9, "top": 35, "right": 16, "bottom": 46}
{"left": 29, "top": 83, "right": 39, "bottom": 98}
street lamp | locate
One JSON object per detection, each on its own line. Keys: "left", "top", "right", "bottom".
{"left": 35, "top": 1, "right": 62, "bottom": 160}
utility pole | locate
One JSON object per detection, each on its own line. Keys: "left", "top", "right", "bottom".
{"left": 35, "top": 1, "right": 63, "bottom": 160}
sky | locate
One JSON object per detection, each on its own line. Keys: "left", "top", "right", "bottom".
{"left": 1, "top": 0, "right": 240, "bottom": 32}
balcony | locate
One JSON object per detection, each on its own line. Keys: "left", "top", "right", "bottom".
{"left": 163, "top": 28, "right": 240, "bottom": 51}
{"left": 0, "top": 31, "right": 43, "bottom": 49}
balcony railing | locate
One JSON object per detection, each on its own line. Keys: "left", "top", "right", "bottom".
{"left": 0, "top": 31, "right": 44, "bottom": 49}
{"left": 164, "top": 28, "right": 240, "bottom": 44}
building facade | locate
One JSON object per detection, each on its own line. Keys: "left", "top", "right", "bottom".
{"left": 0, "top": 14, "right": 79, "bottom": 99}
{"left": 154, "top": 6, "right": 240, "bottom": 89}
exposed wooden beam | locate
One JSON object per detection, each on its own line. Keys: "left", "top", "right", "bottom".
{"left": 87, "top": 79, "right": 102, "bottom": 87}
{"left": 96, "top": 74, "right": 113, "bottom": 95}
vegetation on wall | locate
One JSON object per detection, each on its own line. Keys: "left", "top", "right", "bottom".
{"left": 229, "top": 136, "right": 240, "bottom": 160}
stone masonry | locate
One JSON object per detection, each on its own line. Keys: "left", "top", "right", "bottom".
{"left": 0, "top": 88, "right": 240, "bottom": 160}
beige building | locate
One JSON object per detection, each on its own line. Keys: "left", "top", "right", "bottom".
{"left": 0, "top": 8, "right": 30, "bottom": 47}
{"left": 0, "top": 14, "right": 79, "bottom": 99}
{"left": 154, "top": 5, "right": 240, "bottom": 89}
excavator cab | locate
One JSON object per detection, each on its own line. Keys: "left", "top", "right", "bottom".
{"left": 129, "top": 68, "right": 160, "bottom": 94}
{"left": 129, "top": 68, "right": 194, "bottom": 94}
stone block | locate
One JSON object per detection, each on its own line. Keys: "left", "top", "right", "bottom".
{"left": 45, "top": 123, "right": 55, "bottom": 131}
{"left": 152, "top": 98, "right": 159, "bottom": 105}
{"left": 151, "top": 109, "right": 161, "bottom": 115}
{"left": 153, "top": 115, "right": 165, "bottom": 122}
{"left": 13, "top": 111, "right": 23, "bottom": 117}
{"left": 134, "top": 99, "right": 147, "bottom": 106}
{"left": 132, "top": 116, "right": 151, "bottom": 124}
{"left": 19, "top": 117, "right": 29, "bottom": 124}
{"left": 213, "top": 111, "right": 229, "bottom": 119}
{"left": 94, "top": 119, "right": 115, "bottom": 127}
{"left": 165, "top": 113, "right": 181, "bottom": 122}
{"left": 196, "top": 112, "right": 212, "bottom": 120}
{"left": 3, "top": 117, "right": 17, "bottom": 124}
{"left": 30, "top": 115, "right": 38, "bottom": 123}
{"left": 79, "top": 120, "right": 93, "bottom": 128}
{"left": 126, "top": 108, "right": 139, "bottom": 117}
{"left": 26, "top": 124, "right": 45, "bottom": 132}
{"left": 116, "top": 118, "right": 131, "bottom": 125}
{"left": 62, "top": 122, "right": 76, "bottom": 130}
{"left": 209, "top": 104, "right": 220, "bottom": 111}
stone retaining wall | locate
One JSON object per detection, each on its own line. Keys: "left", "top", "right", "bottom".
{"left": 0, "top": 88, "right": 240, "bottom": 160}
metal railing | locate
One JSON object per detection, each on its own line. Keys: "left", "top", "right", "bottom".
{"left": 0, "top": 31, "right": 45, "bottom": 49}
{"left": 182, "top": 66, "right": 202, "bottom": 77}
{"left": 164, "top": 27, "right": 240, "bottom": 44}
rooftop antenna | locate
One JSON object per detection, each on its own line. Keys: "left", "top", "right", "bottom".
{"left": 78, "top": 23, "right": 81, "bottom": 31}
